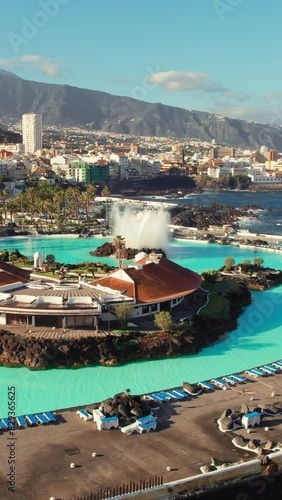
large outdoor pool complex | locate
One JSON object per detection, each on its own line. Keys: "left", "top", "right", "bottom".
{"left": 0, "top": 234, "right": 281, "bottom": 416}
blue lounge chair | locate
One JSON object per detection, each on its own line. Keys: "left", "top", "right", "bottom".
{"left": 26, "top": 414, "right": 38, "bottom": 426}
{"left": 0, "top": 420, "right": 7, "bottom": 429}
{"left": 43, "top": 411, "right": 56, "bottom": 422}
{"left": 261, "top": 365, "right": 278, "bottom": 374}
{"left": 165, "top": 391, "right": 182, "bottom": 400}
{"left": 137, "top": 420, "right": 157, "bottom": 433}
{"left": 222, "top": 376, "right": 236, "bottom": 385}
{"left": 35, "top": 413, "right": 49, "bottom": 424}
{"left": 231, "top": 374, "right": 246, "bottom": 382}
{"left": 2, "top": 417, "right": 14, "bottom": 428}
{"left": 16, "top": 416, "right": 26, "bottom": 427}
{"left": 272, "top": 361, "right": 282, "bottom": 370}
{"left": 156, "top": 392, "right": 171, "bottom": 401}
{"left": 151, "top": 393, "right": 167, "bottom": 402}
{"left": 173, "top": 388, "right": 188, "bottom": 398}
{"left": 198, "top": 381, "right": 214, "bottom": 391}
{"left": 211, "top": 378, "right": 227, "bottom": 388}
{"left": 137, "top": 415, "right": 155, "bottom": 424}
{"left": 77, "top": 409, "right": 92, "bottom": 421}
{"left": 272, "top": 362, "right": 282, "bottom": 370}
{"left": 245, "top": 368, "right": 264, "bottom": 377}
{"left": 149, "top": 393, "right": 164, "bottom": 402}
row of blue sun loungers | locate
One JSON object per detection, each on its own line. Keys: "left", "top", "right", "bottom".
{"left": 0, "top": 412, "right": 56, "bottom": 429}
{"left": 149, "top": 388, "right": 188, "bottom": 402}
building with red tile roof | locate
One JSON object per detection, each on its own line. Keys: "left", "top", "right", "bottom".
{"left": 0, "top": 254, "right": 201, "bottom": 329}
{"left": 90, "top": 252, "right": 202, "bottom": 318}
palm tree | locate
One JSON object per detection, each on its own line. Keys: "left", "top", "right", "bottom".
{"left": 6, "top": 199, "right": 19, "bottom": 228}
{"left": 113, "top": 235, "right": 126, "bottom": 268}
{"left": 101, "top": 186, "right": 111, "bottom": 196}
{"left": 0, "top": 189, "right": 11, "bottom": 225}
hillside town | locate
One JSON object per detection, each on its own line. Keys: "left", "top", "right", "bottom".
{"left": 0, "top": 113, "right": 282, "bottom": 199}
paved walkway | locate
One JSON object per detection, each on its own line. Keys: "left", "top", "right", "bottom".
{"left": 1, "top": 373, "right": 282, "bottom": 500}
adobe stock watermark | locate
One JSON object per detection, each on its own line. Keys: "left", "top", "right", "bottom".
{"left": 8, "top": 0, "right": 72, "bottom": 54}
{"left": 213, "top": 0, "right": 245, "bottom": 22}
{"left": 239, "top": 289, "right": 282, "bottom": 338}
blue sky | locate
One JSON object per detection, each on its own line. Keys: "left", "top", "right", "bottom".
{"left": 1, "top": 0, "right": 282, "bottom": 123}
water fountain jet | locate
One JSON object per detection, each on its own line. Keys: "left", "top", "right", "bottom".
{"left": 112, "top": 205, "right": 171, "bottom": 250}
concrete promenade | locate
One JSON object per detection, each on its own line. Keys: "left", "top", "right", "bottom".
{"left": 1, "top": 372, "right": 282, "bottom": 499}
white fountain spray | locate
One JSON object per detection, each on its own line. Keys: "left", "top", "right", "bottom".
{"left": 112, "top": 205, "right": 171, "bottom": 250}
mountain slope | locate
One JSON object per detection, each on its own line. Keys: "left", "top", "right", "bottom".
{"left": 0, "top": 126, "right": 21, "bottom": 144}
{"left": 0, "top": 69, "right": 282, "bottom": 149}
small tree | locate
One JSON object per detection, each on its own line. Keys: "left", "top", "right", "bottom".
{"left": 114, "top": 302, "right": 135, "bottom": 329}
{"left": 254, "top": 257, "right": 264, "bottom": 266}
{"left": 154, "top": 311, "right": 173, "bottom": 332}
{"left": 46, "top": 254, "right": 55, "bottom": 264}
{"left": 113, "top": 235, "right": 126, "bottom": 268}
{"left": 224, "top": 257, "right": 235, "bottom": 271}
{"left": 101, "top": 186, "right": 111, "bottom": 196}
{"left": 202, "top": 270, "right": 218, "bottom": 283}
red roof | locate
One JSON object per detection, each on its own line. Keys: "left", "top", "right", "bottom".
{"left": 0, "top": 261, "right": 31, "bottom": 280}
{"left": 90, "top": 256, "right": 202, "bottom": 304}
{"left": 0, "top": 271, "right": 28, "bottom": 287}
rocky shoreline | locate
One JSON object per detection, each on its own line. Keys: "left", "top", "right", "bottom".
{"left": 0, "top": 280, "right": 251, "bottom": 370}
{"left": 170, "top": 203, "right": 264, "bottom": 230}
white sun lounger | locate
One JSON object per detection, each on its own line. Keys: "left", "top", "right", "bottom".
{"left": 198, "top": 381, "right": 214, "bottom": 391}
{"left": 231, "top": 374, "right": 246, "bottom": 383}
{"left": 260, "top": 365, "right": 278, "bottom": 374}
{"left": 77, "top": 409, "right": 92, "bottom": 421}
{"left": 211, "top": 378, "right": 227, "bottom": 388}
{"left": 244, "top": 368, "right": 265, "bottom": 378}
{"left": 137, "top": 420, "right": 157, "bottom": 434}
{"left": 272, "top": 362, "right": 282, "bottom": 370}
{"left": 120, "top": 421, "right": 139, "bottom": 435}
{"left": 222, "top": 376, "right": 236, "bottom": 385}
{"left": 136, "top": 415, "right": 155, "bottom": 425}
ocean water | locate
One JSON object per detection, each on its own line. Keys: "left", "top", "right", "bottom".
{"left": 142, "top": 189, "right": 282, "bottom": 236}
{"left": 0, "top": 233, "right": 281, "bottom": 417}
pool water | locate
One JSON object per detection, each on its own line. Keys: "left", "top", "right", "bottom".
{"left": 0, "top": 235, "right": 281, "bottom": 417}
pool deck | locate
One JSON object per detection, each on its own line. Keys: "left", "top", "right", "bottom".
{"left": 1, "top": 371, "right": 282, "bottom": 500}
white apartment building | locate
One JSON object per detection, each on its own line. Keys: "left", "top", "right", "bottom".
{"left": 22, "top": 113, "right": 42, "bottom": 153}
{"left": 0, "top": 143, "right": 24, "bottom": 153}
{"left": 247, "top": 172, "right": 281, "bottom": 184}
{"left": 109, "top": 154, "right": 129, "bottom": 179}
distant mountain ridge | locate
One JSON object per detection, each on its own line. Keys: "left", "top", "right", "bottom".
{"left": 1, "top": 69, "right": 282, "bottom": 149}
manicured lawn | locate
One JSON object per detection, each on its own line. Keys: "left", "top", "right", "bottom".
{"left": 199, "top": 292, "right": 229, "bottom": 318}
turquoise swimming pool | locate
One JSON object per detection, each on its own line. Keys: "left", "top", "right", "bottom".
{"left": 0, "top": 235, "right": 281, "bottom": 417}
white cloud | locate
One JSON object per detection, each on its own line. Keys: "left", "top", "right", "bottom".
{"left": 147, "top": 70, "right": 231, "bottom": 94}
{"left": 147, "top": 71, "right": 211, "bottom": 92}
{"left": 209, "top": 103, "right": 282, "bottom": 125}
{"left": 19, "top": 55, "right": 60, "bottom": 77}
{"left": 0, "top": 55, "right": 62, "bottom": 77}
{"left": 147, "top": 70, "right": 251, "bottom": 104}
{"left": 0, "top": 58, "right": 15, "bottom": 69}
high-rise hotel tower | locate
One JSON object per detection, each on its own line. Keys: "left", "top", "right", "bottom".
{"left": 22, "top": 113, "right": 42, "bottom": 153}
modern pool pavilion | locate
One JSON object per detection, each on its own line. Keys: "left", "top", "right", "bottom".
{"left": 0, "top": 253, "right": 202, "bottom": 331}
